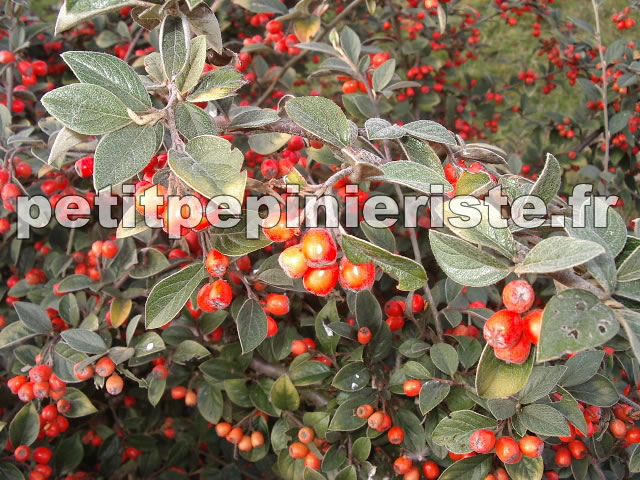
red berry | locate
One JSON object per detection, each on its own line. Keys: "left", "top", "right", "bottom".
{"left": 483, "top": 310, "right": 523, "bottom": 349}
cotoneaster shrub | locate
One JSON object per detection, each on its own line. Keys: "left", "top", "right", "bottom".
{"left": 0, "top": 1, "right": 638, "bottom": 480}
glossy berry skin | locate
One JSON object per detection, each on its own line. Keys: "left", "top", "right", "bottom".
{"left": 422, "top": 460, "right": 440, "bottom": 479}
{"left": 205, "top": 249, "right": 229, "bottom": 277}
{"left": 266, "top": 315, "right": 278, "bottom": 337}
{"left": 101, "top": 241, "right": 118, "bottom": 258}
{"left": 74, "top": 156, "right": 94, "bottom": 177}
{"left": 279, "top": 244, "right": 308, "bottom": 278}
{"left": 303, "top": 263, "right": 339, "bottom": 296}
{"left": 289, "top": 442, "right": 309, "bottom": 459}
{"left": 301, "top": 229, "right": 337, "bottom": 267}
{"left": 215, "top": 422, "right": 232, "bottom": 437}
{"left": 502, "top": 280, "right": 535, "bottom": 313}
{"left": 519, "top": 435, "right": 544, "bottom": 457}
{"left": 523, "top": 309, "right": 543, "bottom": 345}
{"left": 367, "top": 411, "right": 385, "bottom": 429}
{"left": 469, "top": 429, "right": 496, "bottom": 453}
{"left": 298, "top": 427, "right": 315, "bottom": 443}
{"left": 393, "top": 456, "right": 413, "bottom": 475}
{"left": 262, "top": 211, "right": 299, "bottom": 242}
{"left": 356, "top": 404, "right": 374, "bottom": 418}
{"left": 609, "top": 419, "right": 627, "bottom": 438}
{"left": 73, "top": 363, "right": 94, "bottom": 381}
{"left": 568, "top": 439, "right": 587, "bottom": 459}
{"left": 626, "top": 427, "right": 640, "bottom": 443}
{"left": 338, "top": 257, "right": 375, "bottom": 291}
{"left": 493, "top": 334, "right": 531, "bottom": 364}
{"left": 357, "top": 326, "right": 372, "bottom": 344}
{"left": 105, "top": 373, "right": 124, "bottom": 395}
{"left": 388, "top": 425, "right": 405, "bottom": 445}
{"left": 483, "top": 310, "right": 523, "bottom": 349}
{"left": 555, "top": 446, "right": 571, "bottom": 467}
{"left": 496, "top": 437, "right": 522, "bottom": 464}
{"left": 265, "top": 293, "right": 289, "bottom": 315}
{"left": 0, "top": 50, "right": 15, "bottom": 63}
{"left": 14, "top": 445, "right": 30, "bottom": 462}
{"left": 304, "top": 453, "right": 321, "bottom": 470}
{"left": 207, "top": 280, "right": 233, "bottom": 310}
{"left": 33, "top": 447, "right": 52, "bottom": 464}
{"left": 403, "top": 379, "right": 422, "bottom": 397}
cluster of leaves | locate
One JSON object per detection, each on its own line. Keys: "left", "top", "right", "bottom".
{"left": 0, "top": 1, "right": 638, "bottom": 480}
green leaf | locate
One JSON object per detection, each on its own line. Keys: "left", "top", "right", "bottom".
{"left": 365, "top": 118, "right": 405, "bottom": 140}
{"left": 527, "top": 153, "right": 561, "bottom": 206}
{"left": 443, "top": 200, "right": 514, "bottom": 258}
{"left": 10, "top": 403, "right": 39, "bottom": 447}
{"left": 341, "top": 233, "right": 427, "bottom": 291}
{"left": 185, "top": 4, "right": 223, "bottom": 53}
{"left": 565, "top": 197, "right": 627, "bottom": 257}
{"left": 515, "top": 237, "right": 604, "bottom": 274}
{"left": 618, "top": 246, "right": 640, "bottom": 282}
{"left": 229, "top": 108, "right": 280, "bottom": 129}
{"left": 550, "top": 386, "right": 588, "bottom": 434}
{"left": 56, "top": 0, "right": 136, "bottom": 35}
{"left": 169, "top": 135, "right": 246, "bottom": 202}
{"left": 432, "top": 410, "right": 497, "bottom": 454}
{"left": 289, "top": 357, "right": 331, "bottom": 386}
{"left": 438, "top": 455, "right": 492, "bottom": 480}
{"left": 455, "top": 171, "right": 493, "bottom": 196}
{"left": 53, "top": 433, "right": 84, "bottom": 474}
{"left": 429, "top": 231, "right": 510, "bottom": 287}
{"left": 505, "top": 455, "right": 544, "bottom": 480}
{"left": 630, "top": 445, "right": 640, "bottom": 473}
{"left": 419, "top": 381, "right": 450, "bottom": 416}
{"left": 537, "top": 289, "right": 618, "bottom": 362}
{"left": 403, "top": 120, "right": 456, "bottom": 145}
{"left": 315, "top": 299, "right": 340, "bottom": 354}
{"left": 61, "top": 51, "right": 151, "bottom": 111}
{"left": 285, "top": 96, "right": 351, "bottom": 148}
{"left": 207, "top": 211, "right": 272, "bottom": 256}
{"left": 518, "top": 404, "right": 570, "bottom": 436}
{"left": 145, "top": 263, "right": 207, "bottom": 329}
{"left": 270, "top": 374, "right": 300, "bottom": 411}
{"left": 486, "top": 398, "right": 517, "bottom": 420}
{"left": 173, "top": 339, "right": 210, "bottom": 364}
{"left": 147, "top": 376, "right": 166, "bottom": 406}
{"left": 14, "top": 301, "right": 52, "bottom": 334}
{"left": 352, "top": 437, "right": 371, "bottom": 461}
{"left": 373, "top": 161, "right": 452, "bottom": 194}
{"left": 63, "top": 387, "right": 99, "bottom": 417}
{"left": 340, "top": 26, "right": 361, "bottom": 64}
{"left": 403, "top": 137, "right": 444, "bottom": 172}
{"left": 48, "top": 127, "right": 88, "bottom": 167}
{"left": 360, "top": 222, "right": 395, "bottom": 252}
{"left": 60, "top": 328, "right": 108, "bottom": 354}
{"left": 236, "top": 299, "right": 268, "bottom": 354}
{"left": 57, "top": 274, "right": 93, "bottom": 293}
{"left": 567, "top": 374, "right": 619, "bottom": 407}
{"left": 560, "top": 350, "right": 604, "bottom": 388}
{"left": 0, "top": 322, "right": 38, "bottom": 349}
{"left": 174, "top": 102, "right": 218, "bottom": 140}
{"left": 328, "top": 392, "right": 376, "bottom": 432}
{"left": 94, "top": 123, "right": 162, "bottom": 191}
{"left": 430, "top": 343, "right": 458, "bottom": 376}
{"left": 395, "top": 409, "right": 426, "bottom": 453}
{"left": 475, "top": 344, "right": 534, "bottom": 398}
{"left": 41, "top": 84, "right": 131, "bottom": 135}
{"left": 176, "top": 36, "right": 207, "bottom": 93}
{"left": 372, "top": 59, "right": 396, "bottom": 91}
{"left": 233, "top": 0, "right": 288, "bottom": 14}
{"left": 248, "top": 132, "right": 291, "bottom": 155}
{"left": 160, "top": 14, "right": 189, "bottom": 79}
{"left": 518, "top": 365, "right": 567, "bottom": 404}
{"left": 188, "top": 66, "right": 247, "bottom": 102}
{"left": 618, "top": 309, "right": 640, "bottom": 364}
{"left": 144, "top": 51, "right": 166, "bottom": 83}
{"left": 332, "top": 362, "right": 370, "bottom": 392}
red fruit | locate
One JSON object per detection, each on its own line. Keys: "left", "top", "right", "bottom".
{"left": 260, "top": 158, "right": 279, "bottom": 179}
{"left": 422, "top": 460, "right": 440, "bottom": 479}
{"left": 0, "top": 50, "right": 15, "bottom": 63}
{"left": 33, "top": 381, "right": 49, "bottom": 399}
{"left": 357, "top": 326, "right": 372, "bottom": 344}
{"left": 101, "top": 240, "right": 118, "bottom": 258}
{"left": 470, "top": 429, "right": 496, "bottom": 453}
{"left": 483, "top": 310, "right": 523, "bottom": 349}
{"left": 0, "top": 218, "right": 10, "bottom": 234}
{"left": 301, "top": 229, "right": 337, "bottom": 267}
{"left": 568, "top": 439, "right": 587, "bottom": 458}
{"left": 304, "top": 452, "right": 321, "bottom": 470}
{"left": 555, "top": 446, "right": 571, "bottom": 466}
{"left": 496, "top": 436, "right": 522, "bottom": 464}
{"left": 367, "top": 411, "right": 385, "bottom": 429}
{"left": 207, "top": 280, "right": 233, "bottom": 309}
{"left": 29, "top": 364, "right": 52, "bottom": 383}
{"left": 626, "top": 427, "right": 640, "bottom": 443}
{"left": 384, "top": 299, "right": 405, "bottom": 317}
{"left": 95, "top": 356, "right": 116, "bottom": 377}
{"left": 17, "top": 60, "right": 31, "bottom": 74}
{"left": 56, "top": 398, "right": 71, "bottom": 414}
{"left": 279, "top": 245, "right": 308, "bottom": 278}
{"left": 266, "top": 315, "right": 278, "bottom": 337}
{"left": 388, "top": 425, "right": 405, "bottom": 445}
{"left": 215, "top": 422, "right": 232, "bottom": 437}
{"left": 289, "top": 442, "right": 309, "bottom": 459}
{"left": 15, "top": 162, "right": 32, "bottom": 178}
{"left": 105, "top": 373, "right": 124, "bottom": 395}
{"left": 523, "top": 309, "right": 543, "bottom": 345}
{"left": 609, "top": 419, "right": 627, "bottom": 438}
{"left": 291, "top": 339, "right": 309, "bottom": 355}
{"left": 403, "top": 379, "right": 422, "bottom": 397}
{"left": 262, "top": 211, "right": 299, "bottom": 242}
{"left": 298, "top": 427, "right": 315, "bottom": 443}
{"left": 338, "top": 257, "right": 375, "bottom": 291}
{"left": 493, "top": 334, "right": 531, "bottom": 364}
{"left": 14, "top": 445, "right": 30, "bottom": 462}
{"left": 73, "top": 362, "right": 94, "bottom": 381}
{"left": 288, "top": 135, "right": 305, "bottom": 151}
{"left": 33, "top": 446, "right": 52, "bottom": 464}
{"left": 8, "top": 375, "right": 28, "bottom": 393}
{"left": 386, "top": 316, "right": 405, "bottom": 331}
{"left": 411, "top": 294, "right": 425, "bottom": 312}
{"left": 393, "top": 456, "right": 413, "bottom": 475}
{"left": 74, "top": 156, "right": 94, "bottom": 178}
{"left": 265, "top": 293, "right": 289, "bottom": 315}
{"left": 303, "top": 263, "right": 339, "bottom": 296}
{"left": 356, "top": 404, "right": 374, "bottom": 418}
{"left": 32, "top": 60, "right": 47, "bottom": 76}
{"left": 205, "top": 249, "right": 229, "bottom": 277}
{"left": 520, "top": 435, "right": 544, "bottom": 457}
{"left": 266, "top": 19, "right": 282, "bottom": 34}
{"left": 502, "top": 280, "right": 535, "bottom": 313}
{"left": 22, "top": 73, "right": 37, "bottom": 86}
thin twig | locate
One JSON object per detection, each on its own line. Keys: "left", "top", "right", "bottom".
{"left": 591, "top": 0, "right": 611, "bottom": 182}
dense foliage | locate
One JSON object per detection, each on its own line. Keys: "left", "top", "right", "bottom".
{"left": 0, "top": 0, "right": 639, "bottom": 479}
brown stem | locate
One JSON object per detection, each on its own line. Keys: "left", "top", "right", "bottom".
{"left": 591, "top": 0, "right": 610, "bottom": 183}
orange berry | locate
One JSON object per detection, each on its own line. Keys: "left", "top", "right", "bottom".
{"left": 388, "top": 425, "right": 405, "bottom": 445}
{"left": 251, "top": 431, "right": 265, "bottom": 448}
{"left": 393, "top": 456, "right": 413, "bottom": 475}
{"left": 338, "top": 257, "right": 375, "bottom": 291}
{"left": 298, "top": 427, "right": 315, "bottom": 444}
{"left": 105, "top": 373, "right": 124, "bottom": 395}
{"left": 301, "top": 229, "right": 337, "bottom": 267}
{"left": 483, "top": 310, "right": 523, "bottom": 349}
{"left": 226, "top": 427, "right": 243, "bottom": 444}
{"left": 495, "top": 436, "right": 521, "bottom": 464}
{"left": 403, "top": 379, "right": 422, "bottom": 397}
{"left": 303, "top": 263, "right": 339, "bottom": 296}
{"left": 356, "top": 404, "right": 374, "bottom": 418}
{"left": 470, "top": 429, "right": 496, "bottom": 454}
{"left": 523, "top": 309, "right": 543, "bottom": 345}
{"left": 95, "top": 356, "right": 116, "bottom": 377}
{"left": 289, "top": 441, "right": 309, "bottom": 459}
{"left": 519, "top": 435, "right": 544, "bottom": 458}
{"left": 215, "top": 422, "right": 232, "bottom": 437}
{"left": 502, "top": 280, "right": 535, "bottom": 313}
{"left": 279, "top": 245, "right": 308, "bottom": 278}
